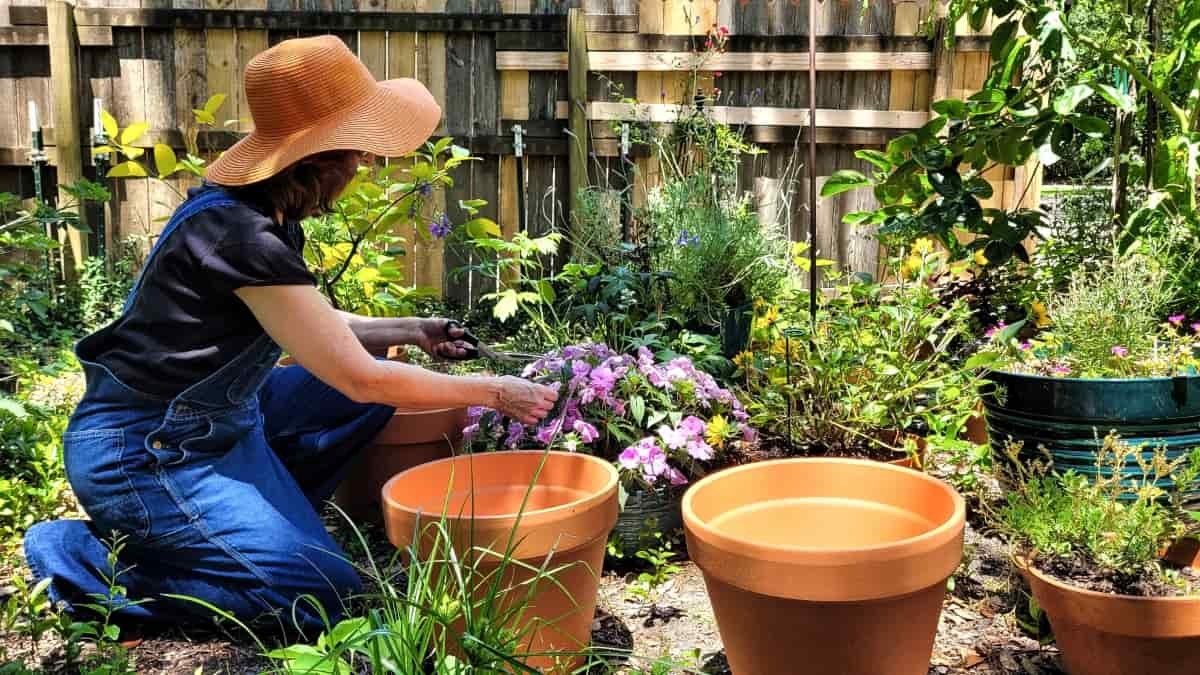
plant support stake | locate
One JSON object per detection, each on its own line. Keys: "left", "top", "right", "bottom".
{"left": 93, "top": 97, "right": 109, "bottom": 262}
{"left": 513, "top": 124, "right": 526, "bottom": 234}
{"left": 808, "top": 0, "right": 821, "bottom": 325}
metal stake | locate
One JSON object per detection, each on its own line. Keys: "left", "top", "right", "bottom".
{"left": 92, "top": 97, "right": 109, "bottom": 262}
{"left": 513, "top": 125, "right": 526, "bottom": 234}
{"left": 619, "top": 123, "right": 632, "bottom": 243}
{"left": 29, "top": 100, "right": 55, "bottom": 303}
{"left": 808, "top": 0, "right": 820, "bottom": 325}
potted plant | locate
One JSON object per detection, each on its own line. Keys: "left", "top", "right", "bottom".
{"left": 991, "top": 436, "right": 1200, "bottom": 675}
{"left": 981, "top": 253, "right": 1200, "bottom": 491}
{"left": 463, "top": 342, "right": 756, "bottom": 553}
{"left": 683, "top": 457, "right": 965, "bottom": 674}
{"left": 735, "top": 245, "right": 986, "bottom": 467}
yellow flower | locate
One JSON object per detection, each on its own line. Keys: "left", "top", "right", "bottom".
{"left": 974, "top": 250, "right": 989, "bottom": 267}
{"left": 754, "top": 306, "right": 780, "bottom": 330}
{"left": 770, "top": 338, "right": 788, "bottom": 357}
{"left": 913, "top": 238, "right": 935, "bottom": 255}
{"left": 900, "top": 254, "right": 922, "bottom": 279}
{"left": 705, "top": 414, "right": 731, "bottom": 449}
{"left": 1031, "top": 301, "right": 1051, "bottom": 328}
{"left": 733, "top": 351, "right": 754, "bottom": 369}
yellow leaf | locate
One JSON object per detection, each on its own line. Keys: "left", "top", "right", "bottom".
{"left": 203, "top": 93, "right": 227, "bottom": 116}
{"left": 121, "top": 146, "right": 145, "bottom": 160}
{"left": 100, "top": 110, "right": 119, "bottom": 140}
{"left": 154, "top": 144, "right": 178, "bottom": 178}
{"left": 120, "top": 122, "right": 149, "bottom": 146}
{"left": 1031, "top": 301, "right": 1051, "bottom": 328}
{"left": 91, "top": 145, "right": 116, "bottom": 156}
{"left": 107, "top": 161, "right": 147, "bottom": 178}
{"left": 974, "top": 250, "right": 989, "bottom": 266}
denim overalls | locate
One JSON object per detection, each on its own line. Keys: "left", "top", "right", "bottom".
{"left": 23, "top": 187, "right": 395, "bottom": 631}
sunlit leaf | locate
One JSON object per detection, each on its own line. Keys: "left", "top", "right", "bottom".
{"left": 120, "top": 121, "right": 149, "bottom": 146}
{"left": 820, "top": 170, "right": 870, "bottom": 198}
{"left": 107, "top": 161, "right": 148, "bottom": 178}
{"left": 154, "top": 144, "right": 178, "bottom": 178}
{"left": 203, "top": 93, "right": 227, "bottom": 116}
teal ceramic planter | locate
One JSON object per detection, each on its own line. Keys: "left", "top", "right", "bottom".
{"left": 982, "top": 371, "right": 1200, "bottom": 497}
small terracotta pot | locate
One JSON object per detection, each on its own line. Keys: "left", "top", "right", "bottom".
{"left": 1018, "top": 556, "right": 1200, "bottom": 675}
{"left": 382, "top": 451, "right": 618, "bottom": 673}
{"left": 333, "top": 407, "right": 467, "bottom": 523}
{"left": 683, "top": 458, "right": 965, "bottom": 675}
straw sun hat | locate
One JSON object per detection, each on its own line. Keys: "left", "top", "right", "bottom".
{"left": 206, "top": 35, "right": 442, "bottom": 186}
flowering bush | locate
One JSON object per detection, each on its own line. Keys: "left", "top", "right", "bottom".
{"left": 463, "top": 343, "right": 755, "bottom": 488}
{"left": 987, "top": 254, "right": 1200, "bottom": 378}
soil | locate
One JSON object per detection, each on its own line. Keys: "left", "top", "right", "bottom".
{"left": 740, "top": 433, "right": 917, "bottom": 466}
{"left": 1034, "top": 554, "right": 1198, "bottom": 598}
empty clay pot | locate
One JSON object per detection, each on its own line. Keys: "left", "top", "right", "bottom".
{"left": 382, "top": 451, "right": 618, "bottom": 673}
{"left": 1019, "top": 556, "right": 1200, "bottom": 675}
{"left": 683, "top": 458, "right": 965, "bottom": 675}
{"left": 333, "top": 407, "right": 467, "bottom": 523}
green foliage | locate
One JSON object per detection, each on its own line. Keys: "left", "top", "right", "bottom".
{"left": 989, "top": 252, "right": 1197, "bottom": 377}
{"left": 304, "top": 140, "right": 474, "bottom": 316}
{"left": 464, "top": 225, "right": 564, "bottom": 342}
{"left": 994, "top": 435, "right": 1200, "bottom": 592}
{"left": 737, "top": 248, "right": 984, "bottom": 461}
{"left": 624, "top": 532, "right": 683, "bottom": 607}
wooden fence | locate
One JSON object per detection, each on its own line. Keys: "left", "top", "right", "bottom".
{"left": 0, "top": 0, "right": 1040, "bottom": 303}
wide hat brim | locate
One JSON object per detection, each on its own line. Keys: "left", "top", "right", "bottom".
{"left": 206, "top": 78, "right": 441, "bottom": 187}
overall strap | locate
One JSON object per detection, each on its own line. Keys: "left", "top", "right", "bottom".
{"left": 122, "top": 188, "right": 241, "bottom": 313}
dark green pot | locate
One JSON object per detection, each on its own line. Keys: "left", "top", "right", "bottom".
{"left": 613, "top": 484, "right": 684, "bottom": 553}
{"left": 720, "top": 303, "right": 753, "bottom": 358}
{"left": 982, "top": 370, "right": 1200, "bottom": 497}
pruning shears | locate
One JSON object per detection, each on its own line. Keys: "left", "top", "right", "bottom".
{"left": 444, "top": 321, "right": 541, "bottom": 363}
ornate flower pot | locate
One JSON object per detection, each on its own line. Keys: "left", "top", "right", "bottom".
{"left": 333, "top": 407, "right": 468, "bottom": 523}
{"left": 382, "top": 451, "right": 618, "bottom": 673}
{"left": 683, "top": 458, "right": 965, "bottom": 674}
{"left": 1019, "top": 556, "right": 1200, "bottom": 675}
{"left": 983, "top": 371, "right": 1200, "bottom": 496}
{"left": 612, "top": 483, "right": 685, "bottom": 554}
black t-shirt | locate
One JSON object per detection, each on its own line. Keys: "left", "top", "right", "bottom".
{"left": 84, "top": 184, "right": 316, "bottom": 399}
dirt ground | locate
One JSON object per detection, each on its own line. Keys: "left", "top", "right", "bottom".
{"left": 3, "top": 517, "right": 1065, "bottom": 675}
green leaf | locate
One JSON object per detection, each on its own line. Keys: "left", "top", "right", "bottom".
{"left": 107, "top": 160, "right": 148, "bottom": 178}
{"left": 854, "top": 149, "right": 892, "bottom": 172}
{"left": 968, "top": 89, "right": 1007, "bottom": 115}
{"left": 492, "top": 290, "right": 520, "bottom": 322}
{"left": 820, "top": 170, "right": 870, "bottom": 198}
{"left": 465, "top": 217, "right": 502, "bottom": 239}
{"left": 1070, "top": 115, "right": 1109, "bottom": 138}
{"left": 192, "top": 109, "right": 216, "bottom": 126}
{"left": 101, "top": 110, "right": 119, "bottom": 140}
{"left": 964, "top": 352, "right": 1000, "bottom": 370}
{"left": 1095, "top": 83, "right": 1135, "bottom": 113}
{"left": 120, "top": 121, "right": 149, "bottom": 146}
{"left": 990, "top": 21, "right": 1018, "bottom": 61}
{"left": 1054, "top": 84, "right": 1093, "bottom": 116}
{"left": 0, "top": 319, "right": 12, "bottom": 332}
{"left": 450, "top": 145, "right": 470, "bottom": 159}
{"left": 630, "top": 395, "right": 646, "bottom": 425}
{"left": 203, "top": 93, "right": 227, "bottom": 116}
{"left": 537, "top": 278, "right": 556, "bottom": 302}
{"left": 153, "top": 144, "right": 178, "bottom": 178}
{"left": 931, "top": 99, "right": 967, "bottom": 119}
{"left": 0, "top": 397, "right": 28, "bottom": 419}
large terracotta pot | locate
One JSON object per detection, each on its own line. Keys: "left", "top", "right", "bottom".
{"left": 333, "top": 407, "right": 468, "bottom": 523}
{"left": 1019, "top": 556, "right": 1200, "bottom": 675}
{"left": 382, "top": 451, "right": 618, "bottom": 673}
{"left": 683, "top": 458, "right": 965, "bottom": 675}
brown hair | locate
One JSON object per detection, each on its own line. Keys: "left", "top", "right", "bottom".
{"left": 226, "top": 150, "right": 359, "bottom": 222}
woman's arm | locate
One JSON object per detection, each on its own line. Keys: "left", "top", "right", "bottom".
{"left": 236, "top": 285, "right": 556, "bottom": 424}
{"left": 336, "top": 312, "right": 470, "bottom": 360}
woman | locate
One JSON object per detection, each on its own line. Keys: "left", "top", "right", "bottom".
{"left": 23, "top": 36, "right": 558, "bottom": 632}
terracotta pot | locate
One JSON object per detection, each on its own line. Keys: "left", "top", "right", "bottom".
{"left": 1018, "top": 556, "right": 1200, "bottom": 675}
{"left": 683, "top": 458, "right": 965, "bottom": 675}
{"left": 382, "top": 451, "right": 618, "bottom": 673}
{"left": 333, "top": 407, "right": 467, "bottom": 523}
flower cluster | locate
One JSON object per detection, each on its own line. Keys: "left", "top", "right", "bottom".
{"left": 464, "top": 343, "right": 755, "bottom": 488}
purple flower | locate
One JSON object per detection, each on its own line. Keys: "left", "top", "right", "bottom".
{"left": 571, "top": 360, "right": 591, "bottom": 378}
{"left": 462, "top": 423, "right": 480, "bottom": 441}
{"left": 535, "top": 420, "right": 562, "bottom": 445}
{"left": 1019, "top": 342, "right": 1032, "bottom": 351}
{"left": 984, "top": 322, "right": 1007, "bottom": 339}
{"left": 680, "top": 415, "right": 707, "bottom": 438}
{"left": 742, "top": 425, "right": 758, "bottom": 443}
{"left": 675, "top": 230, "right": 700, "bottom": 247}
{"left": 418, "top": 181, "right": 433, "bottom": 198}
{"left": 666, "top": 467, "right": 688, "bottom": 486}
{"left": 505, "top": 422, "right": 526, "bottom": 448}
{"left": 686, "top": 439, "right": 713, "bottom": 461}
{"left": 1170, "top": 314, "right": 1186, "bottom": 325}
{"left": 573, "top": 420, "right": 599, "bottom": 443}
{"left": 1111, "top": 345, "right": 1128, "bottom": 358}
{"left": 429, "top": 213, "right": 452, "bottom": 239}
{"left": 732, "top": 409, "right": 750, "bottom": 423}
{"left": 590, "top": 365, "right": 617, "bottom": 391}
{"left": 1192, "top": 323, "right": 1200, "bottom": 334}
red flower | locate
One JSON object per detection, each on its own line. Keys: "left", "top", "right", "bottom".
{"left": 714, "top": 71, "right": 723, "bottom": 77}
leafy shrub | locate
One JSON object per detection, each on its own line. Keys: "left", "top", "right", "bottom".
{"left": 994, "top": 436, "right": 1200, "bottom": 595}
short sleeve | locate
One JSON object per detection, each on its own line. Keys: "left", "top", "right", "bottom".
{"left": 198, "top": 209, "right": 316, "bottom": 294}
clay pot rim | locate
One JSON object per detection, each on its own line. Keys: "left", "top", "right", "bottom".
{"left": 381, "top": 450, "right": 619, "bottom": 525}
{"left": 683, "top": 457, "right": 965, "bottom": 561}
{"left": 1017, "top": 552, "right": 1200, "bottom": 605}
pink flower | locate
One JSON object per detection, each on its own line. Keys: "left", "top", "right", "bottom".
{"left": 506, "top": 422, "right": 526, "bottom": 447}
{"left": 535, "top": 420, "right": 561, "bottom": 445}
{"left": 590, "top": 365, "right": 617, "bottom": 391}
{"left": 573, "top": 420, "right": 599, "bottom": 443}
{"left": 1052, "top": 365, "right": 1072, "bottom": 376}
{"left": 666, "top": 467, "right": 689, "bottom": 486}
{"left": 680, "top": 415, "right": 707, "bottom": 437}
{"left": 742, "top": 425, "right": 758, "bottom": 443}
{"left": 571, "top": 360, "right": 591, "bottom": 377}
{"left": 659, "top": 425, "right": 689, "bottom": 450}
{"left": 984, "top": 322, "right": 1007, "bottom": 339}
{"left": 686, "top": 439, "right": 713, "bottom": 461}
{"left": 1111, "top": 345, "right": 1128, "bottom": 358}
{"left": 1170, "top": 314, "right": 1186, "bottom": 325}
{"left": 1192, "top": 323, "right": 1200, "bottom": 334}
{"left": 618, "top": 447, "right": 640, "bottom": 470}
{"left": 1019, "top": 342, "right": 1032, "bottom": 351}
{"left": 462, "top": 423, "right": 480, "bottom": 441}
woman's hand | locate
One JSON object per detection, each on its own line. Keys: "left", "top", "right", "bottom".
{"left": 416, "top": 318, "right": 472, "bottom": 360}
{"left": 495, "top": 376, "right": 559, "bottom": 425}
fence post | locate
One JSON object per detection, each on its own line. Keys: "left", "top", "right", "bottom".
{"left": 567, "top": 7, "right": 588, "bottom": 232}
{"left": 48, "top": 0, "right": 88, "bottom": 276}
{"left": 930, "top": 0, "right": 955, "bottom": 112}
